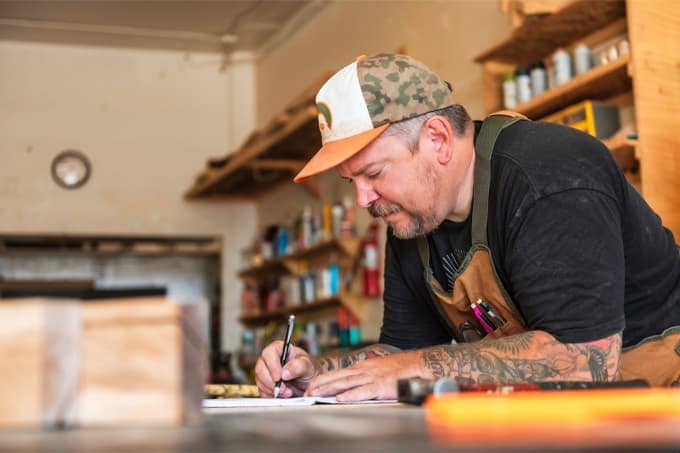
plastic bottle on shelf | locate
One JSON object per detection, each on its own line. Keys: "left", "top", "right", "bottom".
{"left": 320, "top": 266, "right": 331, "bottom": 299}
{"left": 306, "top": 322, "right": 319, "bottom": 355}
{"left": 322, "top": 200, "right": 332, "bottom": 240}
{"left": 502, "top": 72, "right": 517, "bottom": 109}
{"left": 337, "top": 307, "right": 349, "bottom": 348}
{"left": 301, "top": 205, "right": 313, "bottom": 249}
{"left": 305, "top": 271, "right": 316, "bottom": 303}
{"left": 276, "top": 224, "right": 288, "bottom": 256}
{"left": 349, "top": 314, "right": 361, "bottom": 346}
{"left": 341, "top": 196, "right": 356, "bottom": 237}
{"left": 329, "top": 261, "right": 340, "bottom": 295}
{"left": 529, "top": 61, "right": 548, "bottom": 97}
{"left": 515, "top": 66, "right": 532, "bottom": 104}
{"left": 331, "top": 201, "right": 344, "bottom": 238}
{"left": 552, "top": 48, "right": 572, "bottom": 86}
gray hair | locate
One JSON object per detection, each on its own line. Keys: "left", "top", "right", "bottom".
{"left": 381, "top": 104, "right": 472, "bottom": 152}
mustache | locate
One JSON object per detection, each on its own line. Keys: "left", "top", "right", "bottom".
{"left": 368, "top": 201, "right": 403, "bottom": 218}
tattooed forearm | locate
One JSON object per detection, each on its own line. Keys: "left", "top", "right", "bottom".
{"left": 318, "top": 343, "right": 401, "bottom": 372}
{"left": 420, "top": 331, "right": 622, "bottom": 384}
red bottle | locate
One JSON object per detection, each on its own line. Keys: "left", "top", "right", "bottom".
{"left": 362, "top": 221, "right": 380, "bottom": 297}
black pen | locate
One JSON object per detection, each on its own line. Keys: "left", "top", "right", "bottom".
{"left": 274, "top": 314, "right": 295, "bottom": 398}
{"left": 477, "top": 299, "right": 506, "bottom": 327}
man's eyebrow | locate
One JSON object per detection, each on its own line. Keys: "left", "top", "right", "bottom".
{"left": 350, "top": 161, "right": 378, "bottom": 177}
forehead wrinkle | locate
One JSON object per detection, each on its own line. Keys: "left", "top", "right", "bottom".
{"left": 345, "top": 135, "right": 397, "bottom": 178}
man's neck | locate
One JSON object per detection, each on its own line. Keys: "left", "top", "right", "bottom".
{"left": 445, "top": 130, "right": 476, "bottom": 223}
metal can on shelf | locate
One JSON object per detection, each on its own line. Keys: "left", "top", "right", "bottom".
{"left": 552, "top": 48, "right": 572, "bottom": 86}
{"left": 574, "top": 43, "right": 592, "bottom": 75}
{"left": 530, "top": 61, "right": 548, "bottom": 97}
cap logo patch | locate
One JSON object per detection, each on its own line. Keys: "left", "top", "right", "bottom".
{"left": 317, "top": 102, "right": 332, "bottom": 132}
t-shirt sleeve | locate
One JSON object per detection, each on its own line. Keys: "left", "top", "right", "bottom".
{"left": 379, "top": 231, "right": 452, "bottom": 349}
{"left": 505, "top": 189, "right": 625, "bottom": 343}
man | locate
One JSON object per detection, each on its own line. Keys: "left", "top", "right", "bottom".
{"left": 254, "top": 53, "right": 680, "bottom": 401}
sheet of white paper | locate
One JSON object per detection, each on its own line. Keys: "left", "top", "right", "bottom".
{"left": 202, "top": 397, "right": 398, "bottom": 408}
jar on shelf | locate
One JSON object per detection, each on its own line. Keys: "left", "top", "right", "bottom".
{"left": 502, "top": 72, "right": 517, "bottom": 109}
{"left": 515, "top": 66, "right": 532, "bottom": 104}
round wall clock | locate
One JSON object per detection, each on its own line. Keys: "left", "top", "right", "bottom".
{"left": 51, "top": 150, "right": 91, "bottom": 189}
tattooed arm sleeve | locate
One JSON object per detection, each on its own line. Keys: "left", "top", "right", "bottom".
{"left": 317, "top": 343, "right": 402, "bottom": 372}
{"left": 420, "top": 330, "right": 622, "bottom": 384}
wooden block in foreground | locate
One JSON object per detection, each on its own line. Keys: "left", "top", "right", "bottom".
{"left": 0, "top": 297, "right": 205, "bottom": 428}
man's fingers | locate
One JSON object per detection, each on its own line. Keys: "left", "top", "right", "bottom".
{"left": 336, "top": 383, "right": 380, "bottom": 403}
{"left": 254, "top": 341, "right": 285, "bottom": 397}
{"left": 282, "top": 355, "right": 315, "bottom": 382}
{"left": 260, "top": 341, "right": 285, "bottom": 381}
{"left": 306, "top": 371, "right": 371, "bottom": 397}
{"left": 255, "top": 372, "right": 273, "bottom": 397}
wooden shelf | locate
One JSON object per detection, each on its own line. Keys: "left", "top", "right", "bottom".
{"left": 0, "top": 235, "right": 221, "bottom": 257}
{"left": 184, "top": 72, "right": 332, "bottom": 200}
{"left": 238, "top": 292, "right": 367, "bottom": 328}
{"left": 516, "top": 55, "right": 631, "bottom": 119}
{"left": 474, "top": 0, "right": 626, "bottom": 64}
{"left": 237, "top": 237, "right": 360, "bottom": 279}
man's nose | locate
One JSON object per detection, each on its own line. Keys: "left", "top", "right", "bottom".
{"left": 355, "top": 180, "right": 379, "bottom": 209}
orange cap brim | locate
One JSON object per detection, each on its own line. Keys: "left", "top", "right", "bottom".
{"left": 294, "top": 123, "right": 390, "bottom": 183}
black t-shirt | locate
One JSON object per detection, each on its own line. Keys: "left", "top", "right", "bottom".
{"left": 380, "top": 120, "right": 680, "bottom": 350}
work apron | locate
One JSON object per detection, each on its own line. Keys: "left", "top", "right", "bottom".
{"left": 417, "top": 113, "right": 680, "bottom": 386}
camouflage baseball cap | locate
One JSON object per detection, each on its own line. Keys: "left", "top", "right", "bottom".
{"left": 293, "top": 53, "right": 454, "bottom": 182}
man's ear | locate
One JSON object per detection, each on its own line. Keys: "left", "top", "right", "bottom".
{"left": 422, "top": 115, "right": 454, "bottom": 165}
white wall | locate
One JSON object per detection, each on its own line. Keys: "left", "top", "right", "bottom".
{"left": 256, "top": 1, "right": 512, "bottom": 126}
{"left": 0, "top": 41, "right": 257, "bottom": 350}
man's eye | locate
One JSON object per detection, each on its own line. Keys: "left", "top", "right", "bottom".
{"left": 367, "top": 170, "right": 382, "bottom": 179}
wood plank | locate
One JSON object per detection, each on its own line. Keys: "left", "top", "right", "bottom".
{"left": 516, "top": 0, "right": 570, "bottom": 15}
{"left": 627, "top": 0, "right": 680, "bottom": 238}
{"left": 247, "top": 159, "right": 306, "bottom": 172}
{"left": 238, "top": 292, "right": 368, "bottom": 328}
{"left": 474, "top": 0, "right": 626, "bottom": 64}
{"left": 184, "top": 106, "right": 318, "bottom": 198}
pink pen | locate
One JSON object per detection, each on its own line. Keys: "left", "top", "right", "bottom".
{"left": 470, "top": 302, "right": 495, "bottom": 334}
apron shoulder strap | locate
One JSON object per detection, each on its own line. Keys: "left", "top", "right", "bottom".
{"left": 471, "top": 112, "right": 525, "bottom": 246}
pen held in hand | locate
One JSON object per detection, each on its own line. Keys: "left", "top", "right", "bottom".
{"left": 274, "top": 314, "right": 295, "bottom": 399}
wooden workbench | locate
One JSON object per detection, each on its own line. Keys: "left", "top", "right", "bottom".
{"left": 0, "top": 403, "right": 679, "bottom": 452}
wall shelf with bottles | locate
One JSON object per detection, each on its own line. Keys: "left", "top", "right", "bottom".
{"left": 238, "top": 292, "right": 366, "bottom": 328}
{"left": 237, "top": 237, "right": 360, "bottom": 280}
{"left": 474, "top": 0, "right": 643, "bottom": 191}
{"left": 237, "top": 200, "right": 382, "bottom": 348}
{"left": 474, "top": 1, "right": 625, "bottom": 65}
{"left": 514, "top": 54, "right": 631, "bottom": 120}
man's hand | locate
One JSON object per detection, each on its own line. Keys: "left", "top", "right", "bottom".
{"left": 254, "top": 340, "right": 322, "bottom": 398}
{"left": 304, "top": 350, "right": 421, "bottom": 402}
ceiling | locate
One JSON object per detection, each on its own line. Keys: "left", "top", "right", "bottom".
{"left": 0, "top": 0, "right": 323, "bottom": 55}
